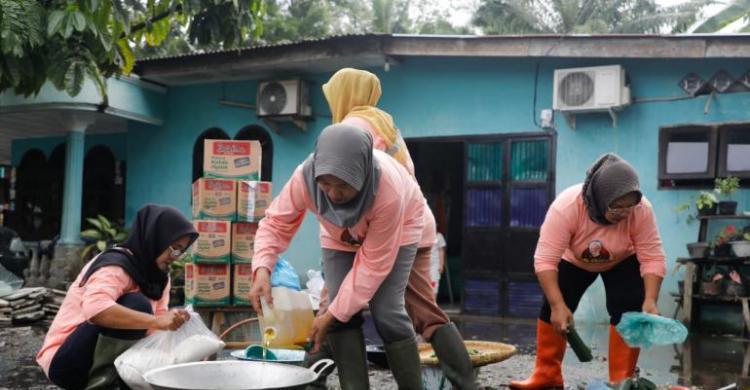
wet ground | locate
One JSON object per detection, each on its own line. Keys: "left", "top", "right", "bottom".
{"left": 1, "top": 315, "right": 748, "bottom": 389}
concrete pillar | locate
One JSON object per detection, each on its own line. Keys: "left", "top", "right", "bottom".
{"left": 48, "top": 114, "right": 93, "bottom": 289}
{"left": 59, "top": 129, "right": 86, "bottom": 244}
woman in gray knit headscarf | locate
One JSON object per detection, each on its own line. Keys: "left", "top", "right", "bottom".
{"left": 249, "top": 124, "right": 427, "bottom": 390}
{"left": 511, "top": 153, "right": 667, "bottom": 390}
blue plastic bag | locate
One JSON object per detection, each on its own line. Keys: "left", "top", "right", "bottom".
{"left": 615, "top": 312, "right": 688, "bottom": 348}
{"left": 270, "top": 257, "right": 301, "bottom": 290}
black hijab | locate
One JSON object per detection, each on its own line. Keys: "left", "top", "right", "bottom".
{"left": 582, "top": 153, "right": 642, "bottom": 225}
{"left": 80, "top": 204, "right": 198, "bottom": 300}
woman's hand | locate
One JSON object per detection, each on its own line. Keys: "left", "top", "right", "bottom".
{"left": 550, "top": 304, "right": 574, "bottom": 334}
{"left": 153, "top": 309, "right": 190, "bottom": 331}
{"left": 249, "top": 268, "right": 273, "bottom": 314}
{"left": 308, "top": 311, "right": 335, "bottom": 354}
{"left": 642, "top": 298, "right": 660, "bottom": 315}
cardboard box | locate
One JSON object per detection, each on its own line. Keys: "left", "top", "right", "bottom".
{"left": 192, "top": 220, "right": 231, "bottom": 263}
{"left": 231, "top": 222, "right": 257, "bottom": 263}
{"left": 185, "top": 263, "right": 231, "bottom": 306}
{"left": 237, "top": 181, "right": 272, "bottom": 222}
{"left": 204, "top": 140, "right": 262, "bottom": 180}
{"left": 192, "top": 178, "right": 237, "bottom": 220}
{"left": 232, "top": 263, "right": 253, "bottom": 306}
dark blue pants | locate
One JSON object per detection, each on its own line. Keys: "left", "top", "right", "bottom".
{"left": 539, "top": 255, "right": 645, "bottom": 326}
{"left": 48, "top": 292, "right": 152, "bottom": 390}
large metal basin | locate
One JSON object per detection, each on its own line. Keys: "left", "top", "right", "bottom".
{"left": 143, "top": 359, "right": 334, "bottom": 390}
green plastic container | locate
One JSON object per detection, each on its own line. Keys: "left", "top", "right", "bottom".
{"left": 566, "top": 326, "right": 593, "bottom": 362}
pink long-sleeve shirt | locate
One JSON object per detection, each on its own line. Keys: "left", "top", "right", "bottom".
{"left": 534, "top": 184, "right": 666, "bottom": 277}
{"left": 343, "top": 116, "right": 436, "bottom": 249}
{"left": 252, "top": 150, "right": 425, "bottom": 322}
{"left": 36, "top": 260, "right": 169, "bottom": 377}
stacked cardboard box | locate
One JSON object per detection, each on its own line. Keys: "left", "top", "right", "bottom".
{"left": 188, "top": 139, "right": 270, "bottom": 307}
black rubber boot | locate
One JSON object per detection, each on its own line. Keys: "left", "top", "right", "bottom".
{"left": 431, "top": 323, "right": 479, "bottom": 390}
{"left": 327, "top": 328, "right": 370, "bottom": 390}
{"left": 384, "top": 336, "right": 424, "bottom": 390}
{"left": 84, "top": 334, "right": 137, "bottom": 390}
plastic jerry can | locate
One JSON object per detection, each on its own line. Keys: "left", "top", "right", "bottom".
{"left": 259, "top": 286, "right": 315, "bottom": 348}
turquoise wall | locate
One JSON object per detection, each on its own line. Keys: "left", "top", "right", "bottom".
{"left": 11, "top": 133, "right": 127, "bottom": 166}
{"left": 15, "top": 55, "right": 749, "bottom": 322}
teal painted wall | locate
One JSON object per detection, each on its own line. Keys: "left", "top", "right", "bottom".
{"left": 15, "top": 55, "right": 750, "bottom": 322}
{"left": 123, "top": 57, "right": 750, "bottom": 322}
{"left": 12, "top": 133, "right": 127, "bottom": 166}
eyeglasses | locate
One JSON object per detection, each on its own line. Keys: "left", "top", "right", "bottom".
{"left": 606, "top": 203, "right": 639, "bottom": 215}
{"left": 168, "top": 245, "right": 187, "bottom": 259}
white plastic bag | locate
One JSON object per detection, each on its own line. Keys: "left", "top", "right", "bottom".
{"left": 305, "top": 269, "right": 324, "bottom": 310}
{"left": 115, "top": 306, "right": 225, "bottom": 390}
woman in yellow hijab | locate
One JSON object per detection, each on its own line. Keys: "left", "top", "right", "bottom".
{"left": 319, "top": 68, "right": 478, "bottom": 390}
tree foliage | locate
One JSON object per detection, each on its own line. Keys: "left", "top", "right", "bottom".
{"left": 692, "top": 0, "right": 750, "bottom": 32}
{"left": 0, "top": 0, "right": 265, "bottom": 99}
{"left": 472, "top": 0, "right": 713, "bottom": 34}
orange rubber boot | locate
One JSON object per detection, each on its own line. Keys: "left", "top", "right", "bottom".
{"left": 509, "top": 320, "right": 565, "bottom": 389}
{"left": 609, "top": 325, "right": 640, "bottom": 384}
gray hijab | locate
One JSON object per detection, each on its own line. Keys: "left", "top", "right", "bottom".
{"left": 302, "top": 124, "right": 381, "bottom": 227}
{"left": 582, "top": 153, "right": 642, "bottom": 225}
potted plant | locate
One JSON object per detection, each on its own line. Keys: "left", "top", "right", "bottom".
{"left": 80, "top": 215, "right": 129, "bottom": 262}
{"left": 730, "top": 232, "right": 750, "bottom": 258}
{"left": 674, "top": 191, "right": 718, "bottom": 224}
{"left": 700, "top": 266, "right": 723, "bottom": 296}
{"left": 695, "top": 191, "right": 718, "bottom": 216}
{"left": 714, "top": 176, "right": 740, "bottom": 215}
{"left": 713, "top": 224, "right": 739, "bottom": 257}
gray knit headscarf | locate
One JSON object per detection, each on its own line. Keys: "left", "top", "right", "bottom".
{"left": 302, "top": 124, "right": 381, "bottom": 227}
{"left": 582, "top": 153, "right": 642, "bottom": 225}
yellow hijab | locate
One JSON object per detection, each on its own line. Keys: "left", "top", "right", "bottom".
{"left": 322, "top": 68, "right": 408, "bottom": 166}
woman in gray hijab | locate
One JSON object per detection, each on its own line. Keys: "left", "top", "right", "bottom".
{"left": 249, "top": 124, "right": 427, "bottom": 390}
{"left": 510, "top": 153, "right": 667, "bottom": 390}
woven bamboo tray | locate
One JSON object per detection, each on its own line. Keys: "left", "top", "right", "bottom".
{"left": 418, "top": 340, "right": 516, "bottom": 368}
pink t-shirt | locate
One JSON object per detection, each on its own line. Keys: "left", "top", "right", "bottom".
{"left": 252, "top": 150, "right": 425, "bottom": 322}
{"left": 342, "top": 116, "right": 436, "bottom": 248}
{"left": 36, "top": 260, "right": 169, "bottom": 376}
{"left": 534, "top": 184, "right": 666, "bottom": 277}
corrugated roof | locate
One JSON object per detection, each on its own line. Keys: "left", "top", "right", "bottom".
{"left": 134, "top": 33, "right": 750, "bottom": 86}
{"left": 137, "top": 33, "right": 383, "bottom": 62}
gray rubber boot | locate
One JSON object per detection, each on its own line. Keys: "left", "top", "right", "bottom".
{"left": 384, "top": 336, "right": 424, "bottom": 390}
{"left": 431, "top": 323, "right": 479, "bottom": 390}
{"left": 327, "top": 328, "right": 370, "bottom": 390}
{"left": 84, "top": 334, "right": 138, "bottom": 390}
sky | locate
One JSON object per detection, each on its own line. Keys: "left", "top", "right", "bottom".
{"left": 434, "top": 0, "right": 732, "bottom": 31}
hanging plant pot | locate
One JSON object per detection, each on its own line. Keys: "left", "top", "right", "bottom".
{"left": 700, "top": 281, "right": 722, "bottom": 296}
{"left": 730, "top": 241, "right": 750, "bottom": 257}
{"left": 718, "top": 201, "right": 737, "bottom": 215}
{"left": 686, "top": 242, "right": 710, "bottom": 258}
{"left": 697, "top": 204, "right": 717, "bottom": 216}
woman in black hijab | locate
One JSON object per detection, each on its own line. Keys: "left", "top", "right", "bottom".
{"left": 37, "top": 204, "right": 199, "bottom": 390}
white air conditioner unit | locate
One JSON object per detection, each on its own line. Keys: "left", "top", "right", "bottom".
{"left": 553, "top": 65, "right": 631, "bottom": 113}
{"left": 256, "top": 79, "right": 312, "bottom": 118}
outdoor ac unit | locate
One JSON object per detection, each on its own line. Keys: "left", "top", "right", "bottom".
{"left": 553, "top": 65, "right": 631, "bottom": 113}
{"left": 256, "top": 79, "right": 312, "bottom": 118}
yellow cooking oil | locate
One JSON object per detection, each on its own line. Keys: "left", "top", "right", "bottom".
{"left": 262, "top": 326, "right": 276, "bottom": 360}
{"left": 259, "top": 287, "right": 315, "bottom": 348}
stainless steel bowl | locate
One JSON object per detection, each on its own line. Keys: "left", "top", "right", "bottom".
{"left": 143, "top": 359, "right": 334, "bottom": 390}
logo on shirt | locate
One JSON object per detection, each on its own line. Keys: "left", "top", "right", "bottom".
{"left": 581, "top": 239, "right": 611, "bottom": 263}
{"left": 341, "top": 229, "right": 362, "bottom": 247}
